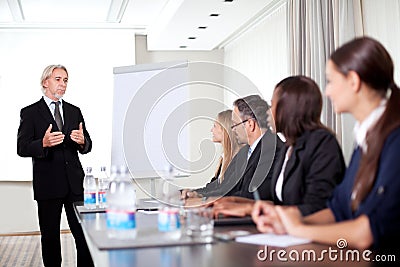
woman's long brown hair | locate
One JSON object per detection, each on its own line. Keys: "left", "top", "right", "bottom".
{"left": 330, "top": 37, "right": 400, "bottom": 211}
{"left": 274, "top": 75, "right": 329, "bottom": 146}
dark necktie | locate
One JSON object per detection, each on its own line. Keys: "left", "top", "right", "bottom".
{"left": 53, "top": 101, "right": 63, "bottom": 130}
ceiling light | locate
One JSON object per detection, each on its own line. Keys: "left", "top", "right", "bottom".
{"left": 188, "top": 37, "right": 196, "bottom": 40}
{"left": 179, "top": 46, "right": 187, "bottom": 48}
{"left": 198, "top": 26, "right": 207, "bottom": 29}
{"left": 209, "top": 14, "right": 220, "bottom": 17}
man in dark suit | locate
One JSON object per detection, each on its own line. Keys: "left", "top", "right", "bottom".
{"left": 17, "top": 65, "right": 94, "bottom": 267}
{"left": 199, "top": 95, "right": 282, "bottom": 200}
{"left": 227, "top": 95, "right": 283, "bottom": 199}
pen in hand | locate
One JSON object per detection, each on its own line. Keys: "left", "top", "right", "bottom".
{"left": 252, "top": 187, "right": 263, "bottom": 216}
{"left": 252, "top": 187, "right": 261, "bottom": 201}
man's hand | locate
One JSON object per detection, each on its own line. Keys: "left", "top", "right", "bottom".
{"left": 181, "top": 189, "right": 202, "bottom": 199}
{"left": 213, "top": 201, "right": 254, "bottom": 218}
{"left": 70, "top": 122, "right": 85, "bottom": 145}
{"left": 42, "top": 124, "right": 64, "bottom": 147}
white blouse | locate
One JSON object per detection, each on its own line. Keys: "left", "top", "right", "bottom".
{"left": 275, "top": 146, "right": 292, "bottom": 202}
{"left": 353, "top": 99, "right": 387, "bottom": 152}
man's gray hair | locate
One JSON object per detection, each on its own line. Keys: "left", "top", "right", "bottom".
{"left": 40, "top": 64, "right": 68, "bottom": 94}
{"left": 233, "top": 95, "right": 270, "bottom": 129}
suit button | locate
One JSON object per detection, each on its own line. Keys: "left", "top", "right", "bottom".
{"left": 65, "top": 161, "right": 69, "bottom": 165}
{"left": 377, "top": 186, "right": 384, "bottom": 195}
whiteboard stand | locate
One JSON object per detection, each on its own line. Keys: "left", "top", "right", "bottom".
{"left": 150, "top": 177, "right": 156, "bottom": 196}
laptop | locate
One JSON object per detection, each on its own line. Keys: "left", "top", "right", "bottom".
{"left": 214, "top": 215, "right": 254, "bottom": 226}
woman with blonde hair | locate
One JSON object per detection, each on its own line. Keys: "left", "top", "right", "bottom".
{"left": 183, "top": 109, "right": 242, "bottom": 198}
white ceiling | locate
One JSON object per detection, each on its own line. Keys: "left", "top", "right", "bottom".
{"left": 0, "top": 0, "right": 274, "bottom": 50}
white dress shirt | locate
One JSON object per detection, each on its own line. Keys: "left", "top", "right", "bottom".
{"left": 353, "top": 99, "right": 387, "bottom": 152}
{"left": 275, "top": 146, "right": 292, "bottom": 201}
{"left": 43, "top": 95, "right": 64, "bottom": 121}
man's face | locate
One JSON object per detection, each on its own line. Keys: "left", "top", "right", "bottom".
{"left": 43, "top": 68, "right": 68, "bottom": 100}
{"left": 231, "top": 106, "right": 249, "bottom": 145}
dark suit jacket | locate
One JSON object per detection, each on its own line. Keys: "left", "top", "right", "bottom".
{"left": 17, "top": 97, "right": 92, "bottom": 200}
{"left": 195, "top": 162, "right": 221, "bottom": 195}
{"left": 228, "top": 130, "right": 283, "bottom": 199}
{"left": 202, "top": 131, "right": 283, "bottom": 199}
{"left": 271, "top": 129, "right": 345, "bottom": 216}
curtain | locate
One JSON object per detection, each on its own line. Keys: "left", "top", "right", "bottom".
{"left": 288, "top": 0, "right": 336, "bottom": 131}
{"left": 288, "top": 0, "right": 363, "bottom": 162}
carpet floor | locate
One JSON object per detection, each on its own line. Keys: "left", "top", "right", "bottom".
{"left": 0, "top": 233, "right": 76, "bottom": 267}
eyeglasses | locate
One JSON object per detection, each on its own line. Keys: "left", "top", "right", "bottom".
{"left": 231, "top": 119, "right": 250, "bottom": 129}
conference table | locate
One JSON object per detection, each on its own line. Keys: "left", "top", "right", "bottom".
{"left": 74, "top": 202, "right": 373, "bottom": 267}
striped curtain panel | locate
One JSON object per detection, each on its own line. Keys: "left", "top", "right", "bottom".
{"left": 287, "top": 0, "right": 363, "bottom": 163}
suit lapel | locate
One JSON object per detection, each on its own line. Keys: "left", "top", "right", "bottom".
{"left": 282, "top": 132, "right": 307, "bottom": 186}
{"left": 249, "top": 131, "right": 278, "bottom": 191}
{"left": 62, "top": 101, "right": 70, "bottom": 133}
{"left": 243, "top": 142, "right": 260, "bottom": 177}
{"left": 37, "top": 98, "right": 57, "bottom": 129}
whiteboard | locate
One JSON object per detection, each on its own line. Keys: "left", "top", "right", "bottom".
{"left": 111, "top": 61, "right": 190, "bottom": 178}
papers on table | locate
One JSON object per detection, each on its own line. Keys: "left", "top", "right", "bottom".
{"left": 236, "top": 233, "right": 310, "bottom": 247}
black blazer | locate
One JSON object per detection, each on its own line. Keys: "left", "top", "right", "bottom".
{"left": 17, "top": 98, "right": 92, "bottom": 200}
{"left": 228, "top": 130, "right": 283, "bottom": 199}
{"left": 195, "top": 161, "right": 222, "bottom": 195}
{"left": 202, "top": 131, "right": 283, "bottom": 199}
{"left": 271, "top": 129, "right": 345, "bottom": 216}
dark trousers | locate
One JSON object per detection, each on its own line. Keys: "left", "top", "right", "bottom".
{"left": 37, "top": 199, "right": 94, "bottom": 267}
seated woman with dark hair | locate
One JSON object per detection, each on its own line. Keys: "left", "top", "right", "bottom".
{"left": 213, "top": 75, "right": 345, "bottom": 217}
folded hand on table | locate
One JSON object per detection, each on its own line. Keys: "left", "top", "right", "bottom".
{"left": 184, "top": 196, "right": 219, "bottom": 208}
{"left": 181, "top": 189, "right": 203, "bottom": 199}
{"left": 212, "top": 196, "right": 256, "bottom": 218}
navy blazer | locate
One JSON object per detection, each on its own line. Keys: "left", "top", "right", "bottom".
{"left": 202, "top": 130, "right": 283, "bottom": 199}
{"left": 328, "top": 127, "right": 400, "bottom": 250}
{"left": 17, "top": 98, "right": 92, "bottom": 200}
{"left": 271, "top": 129, "right": 345, "bottom": 216}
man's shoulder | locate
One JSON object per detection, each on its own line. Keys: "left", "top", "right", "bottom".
{"left": 298, "top": 128, "right": 339, "bottom": 150}
{"left": 21, "top": 98, "right": 44, "bottom": 112}
{"left": 260, "top": 131, "right": 284, "bottom": 149}
{"left": 61, "top": 100, "right": 82, "bottom": 113}
{"left": 62, "top": 100, "right": 79, "bottom": 109}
